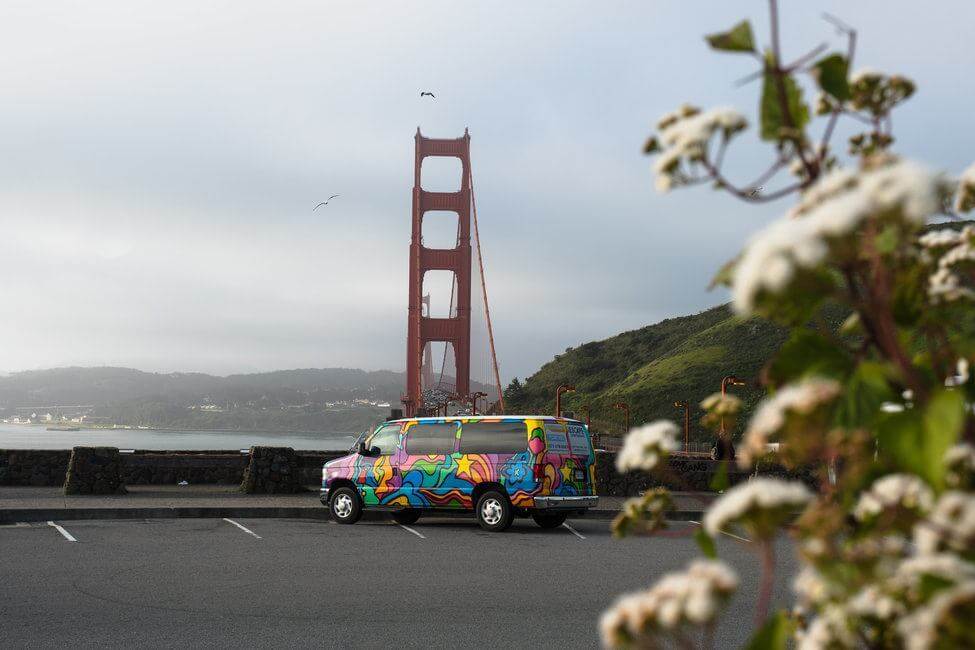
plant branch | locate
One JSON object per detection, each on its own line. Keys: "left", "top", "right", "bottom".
{"left": 769, "top": 0, "right": 817, "bottom": 181}
{"left": 818, "top": 14, "right": 857, "bottom": 162}
{"left": 755, "top": 539, "right": 777, "bottom": 628}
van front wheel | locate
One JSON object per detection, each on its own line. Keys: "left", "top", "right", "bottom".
{"left": 531, "top": 511, "right": 568, "bottom": 529}
{"left": 476, "top": 491, "right": 513, "bottom": 532}
{"left": 330, "top": 487, "right": 363, "bottom": 524}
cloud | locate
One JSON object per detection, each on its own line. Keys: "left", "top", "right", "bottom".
{"left": 1, "top": 1, "right": 974, "bottom": 382}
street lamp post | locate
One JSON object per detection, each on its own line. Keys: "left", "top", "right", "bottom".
{"left": 470, "top": 391, "right": 487, "bottom": 416}
{"left": 717, "top": 375, "right": 746, "bottom": 459}
{"left": 555, "top": 385, "right": 576, "bottom": 418}
{"left": 612, "top": 402, "right": 630, "bottom": 434}
{"left": 673, "top": 400, "right": 690, "bottom": 453}
{"left": 579, "top": 405, "right": 591, "bottom": 427}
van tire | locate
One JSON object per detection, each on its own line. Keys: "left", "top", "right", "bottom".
{"left": 475, "top": 490, "right": 513, "bottom": 532}
{"left": 531, "top": 511, "right": 568, "bottom": 529}
{"left": 391, "top": 509, "right": 421, "bottom": 525}
{"left": 330, "top": 487, "right": 363, "bottom": 524}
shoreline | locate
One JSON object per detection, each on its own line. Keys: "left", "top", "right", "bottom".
{"left": 0, "top": 422, "right": 359, "bottom": 437}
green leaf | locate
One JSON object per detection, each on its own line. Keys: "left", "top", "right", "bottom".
{"left": 695, "top": 527, "right": 717, "bottom": 559}
{"left": 812, "top": 53, "right": 850, "bottom": 101}
{"left": 710, "top": 459, "right": 729, "bottom": 491}
{"left": 766, "top": 329, "right": 853, "bottom": 387}
{"left": 921, "top": 389, "right": 965, "bottom": 487}
{"left": 709, "top": 255, "right": 740, "bottom": 290}
{"left": 877, "top": 389, "right": 963, "bottom": 487}
{"left": 875, "top": 224, "right": 900, "bottom": 255}
{"left": 877, "top": 409, "right": 925, "bottom": 476}
{"left": 760, "top": 68, "right": 810, "bottom": 142}
{"left": 834, "top": 362, "right": 894, "bottom": 430}
{"left": 746, "top": 611, "right": 796, "bottom": 650}
{"left": 705, "top": 20, "right": 755, "bottom": 53}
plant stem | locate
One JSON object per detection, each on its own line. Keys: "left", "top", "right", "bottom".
{"left": 756, "top": 538, "right": 776, "bottom": 628}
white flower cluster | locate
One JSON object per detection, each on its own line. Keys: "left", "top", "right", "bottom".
{"left": 945, "top": 443, "right": 975, "bottom": 489}
{"left": 615, "top": 421, "right": 678, "bottom": 473}
{"left": 599, "top": 560, "right": 738, "bottom": 647}
{"left": 914, "top": 491, "right": 975, "bottom": 555}
{"left": 739, "top": 378, "right": 841, "bottom": 467}
{"left": 956, "top": 161, "right": 975, "bottom": 213}
{"left": 798, "top": 604, "right": 856, "bottom": 650}
{"left": 732, "top": 159, "right": 946, "bottom": 314}
{"left": 853, "top": 474, "right": 935, "bottom": 523}
{"left": 794, "top": 566, "right": 843, "bottom": 607}
{"left": 847, "top": 585, "right": 905, "bottom": 621}
{"left": 651, "top": 104, "right": 747, "bottom": 193}
{"left": 700, "top": 391, "right": 743, "bottom": 415}
{"left": 927, "top": 225, "right": 975, "bottom": 303}
{"left": 703, "top": 478, "right": 812, "bottom": 537}
{"left": 894, "top": 554, "right": 975, "bottom": 592}
{"left": 898, "top": 582, "right": 975, "bottom": 650}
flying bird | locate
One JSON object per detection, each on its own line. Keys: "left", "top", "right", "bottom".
{"left": 420, "top": 91, "right": 436, "bottom": 99}
{"left": 314, "top": 195, "right": 340, "bottom": 210}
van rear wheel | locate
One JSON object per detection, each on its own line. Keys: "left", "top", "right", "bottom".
{"left": 329, "top": 487, "right": 362, "bottom": 524}
{"left": 531, "top": 511, "right": 568, "bottom": 529}
{"left": 475, "top": 491, "right": 513, "bottom": 532}
{"left": 391, "top": 509, "right": 421, "bottom": 525}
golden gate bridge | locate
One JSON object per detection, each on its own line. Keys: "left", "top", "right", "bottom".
{"left": 403, "top": 128, "right": 504, "bottom": 417}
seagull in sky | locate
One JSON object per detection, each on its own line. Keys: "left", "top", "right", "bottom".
{"left": 314, "top": 195, "right": 339, "bottom": 210}
{"left": 420, "top": 91, "right": 436, "bottom": 99}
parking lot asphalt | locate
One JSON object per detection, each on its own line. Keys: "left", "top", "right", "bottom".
{"left": 0, "top": 516, "right": 799, "bottom": 648}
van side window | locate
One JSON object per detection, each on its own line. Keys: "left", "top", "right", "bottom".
{"left": 543, "top": 423, "right": 570, "bottom": 454}
{"left": 567, "top": 423, "right": 592, "bottom": 456}
{"left": 459, "top": 422, "right": 527, "bottom": 454}
{"left": 406, "top": 423, "right": 457, "bottom": 455}
{"left": 366, "top": 424, "right": 401, "bottom": 455}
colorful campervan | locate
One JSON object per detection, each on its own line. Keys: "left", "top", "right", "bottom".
{"left": 320, "top": 415, "right": 598, "bottom": 531}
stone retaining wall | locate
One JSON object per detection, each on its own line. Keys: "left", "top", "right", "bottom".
{"left": 0, "top": 449, "right": 71, "bottom": 486}
{"left": 240, "top": 447, "right": 302, "bottom": 494}
{"left": 0, "top": 449, "right": 344, "bottom": 488}
{"left": 64, "top": 447, "right": 126, "bottom": 495}
{"left": 593, "top": 450, "right": 817, "bottom": 496}
{"left": 1, "top": 448, "right": 811, "bottom": 496}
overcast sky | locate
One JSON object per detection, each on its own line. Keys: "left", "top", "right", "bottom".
{"left": 1, "top": 1, "right": 973, "bottom": 384}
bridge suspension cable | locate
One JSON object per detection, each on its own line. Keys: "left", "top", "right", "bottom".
{"left": 469, "top": 161, "right": 505, "bottom": 414}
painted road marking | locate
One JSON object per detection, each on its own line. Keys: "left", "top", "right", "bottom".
{"left": 397, "top": 524, "right": 426, "bottom": 539}
{"left": 223, "top": 518, "right": 262, "bottom": 539}
{"left": 688, "top": 520, "right": 751, "bottom": 543}
{"left": 47, "top": 521, "right": 77, "bottom": 542}
{"left": 562, "top": 523, "right": 586, "bottom": 540}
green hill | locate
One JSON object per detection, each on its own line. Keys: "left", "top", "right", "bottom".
{"left": 503, "top": 304, "right": 836, "bottom": 447}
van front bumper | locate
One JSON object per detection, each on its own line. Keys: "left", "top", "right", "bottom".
{"left": 533, "top": 495, "right": 599, "bottom": 510}
{"left": 319, "top": 486, "right": 330, "bottom": 506}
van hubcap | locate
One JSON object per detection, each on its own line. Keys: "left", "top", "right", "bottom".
{"left": 481, "top": 498, "right": 503, "bottom": 525}
{"left": 334, "top": 493, "right": 353, "bottom": 518}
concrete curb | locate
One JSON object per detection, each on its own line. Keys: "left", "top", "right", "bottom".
{"left": 0, "top": 506, "right": 706, "bottom": 525}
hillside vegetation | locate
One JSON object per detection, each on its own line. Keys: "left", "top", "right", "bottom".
{"left": 0, "top": 367, "right": 496, "bottom": 434}
{"left": 503, "top": 304, "right": 843, "bottom": 444}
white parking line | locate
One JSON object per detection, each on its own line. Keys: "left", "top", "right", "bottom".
{"left": 222, "top": 518, "right": 262, "bottom": 539}
{"left": 397, "top": 524, "right": 426, "bottom": 539}
{"left": 688, "top": 520, "right": 751, "bottom": 543}
{"left": 562, "top": 523, "right": 586, "bottom": 540}
{"left": 47, "top": 521, "right": 77, "bottom": 542}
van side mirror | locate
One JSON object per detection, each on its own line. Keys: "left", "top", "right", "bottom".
{"left": 358, "top": 441, "right": 380, "bottom": 457}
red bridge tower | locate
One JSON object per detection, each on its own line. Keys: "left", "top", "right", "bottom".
{"left": 405, "top": 128, "right": 472, "bottom": 416}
